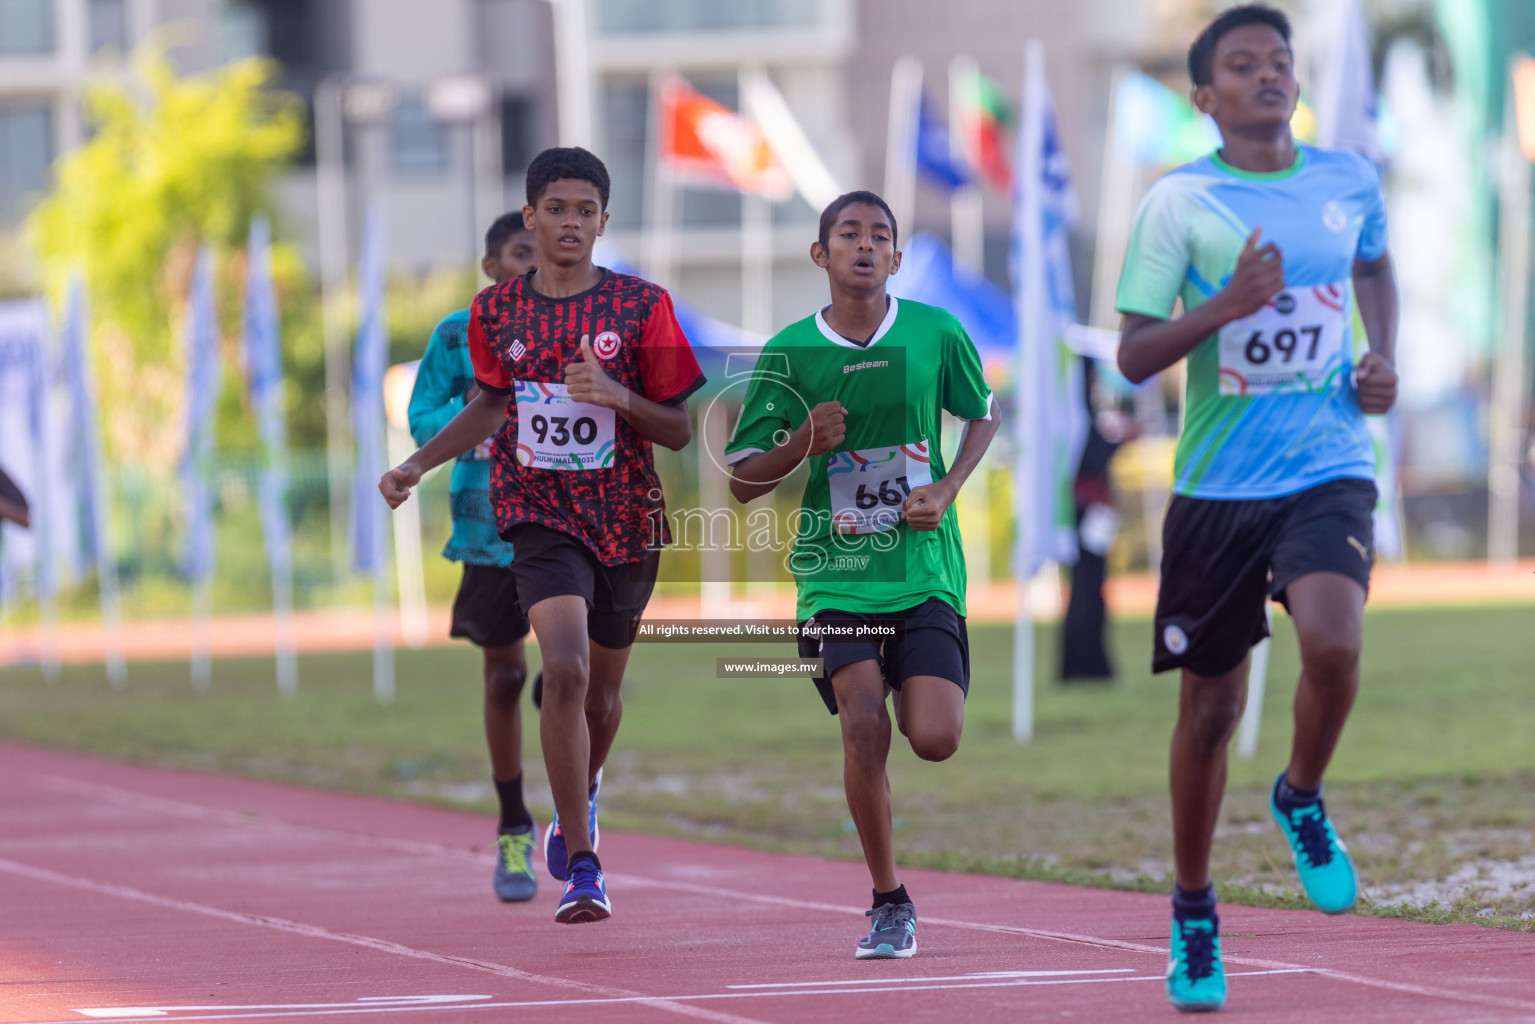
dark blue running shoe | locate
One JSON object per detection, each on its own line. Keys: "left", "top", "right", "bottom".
{"left": 855, "top": 901, "right": 916, "bottom": 959}
{"left": 544, "top": 767, "right": 602, "bottom": 880}
{"left": 554, "top": 858, "right": 611, "bottom": 924}
{"left": 493, "top": 825, "right": 537, "bottom": 903}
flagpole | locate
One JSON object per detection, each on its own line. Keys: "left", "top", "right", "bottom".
{"left": 644, "top": 72, "right": 677, "bottom": 289}
{"left": 550, "top": 0, "right": 595, "bottom": 148}
{"left": 31, "top": 318, "right": 61, "bottom": 682}
{"left": 353, "top": 203, "right": 395, "bottom": 703}
{"left": 63, "top": 277, "right": 126, "bottom": 689}
{"left": 1091, "top": 67, "right": 1167, "bottom": 575}
{"left": 388, "top": 419, "right": 430, "bottom": 647}
{"left": 1011, "top": 40, "right": 1049, "bottom": 744}
{"left": 183, "top": 246, "right": 220, "bottom": 693}
{"left": 1236, "top": 606, "right": 1272, "bottom": 758}
{"left": 740, "top": 67, "right": 774, "bottom": 341}
{"left": 1489, "top": 60, "right": 1531, "bottom": 566}
{"left": 949, "top": 55, "right": 986, "bottom": 273}
{"left": 886, "top": 57, "right": 922, "bottom": 249}
{"left": 316, "top": 76, "right": 353, "bottom": 588}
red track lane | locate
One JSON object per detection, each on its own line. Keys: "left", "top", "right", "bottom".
{"left": 1, "top": 743, "right": 1532, "bottom": 1024}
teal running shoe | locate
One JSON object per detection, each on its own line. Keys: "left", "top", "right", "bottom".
{"left": 544, "top": 767, "right": 602, "bottom": 881}
{"left": 855, "top": 901, "right": 917, "bottom": 959}
{"left": 493, "top": 825, "right": 537, "bottom": 903}
{"left": 1166, "top": 913, "right": 1225, "bottom": 1012}
{"left": 1269, "top": 774, "right": 1357, "bottom": 914}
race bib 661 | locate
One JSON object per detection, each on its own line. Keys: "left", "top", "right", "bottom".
{"left": 825, "top": 440, "right": 934, "bottom": 535}
{"left": 1217, "top": 283, "right": 1349, "bottom": 396}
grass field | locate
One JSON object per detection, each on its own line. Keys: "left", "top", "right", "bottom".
{"left": 1, "top": 604, "right": 1531, "bottom": 929}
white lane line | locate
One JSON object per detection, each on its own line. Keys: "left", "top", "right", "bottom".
{"left": 21, "top": 770, "right": 1535, "bottom": 1017}
{"left": 0, "top": 858, "right": 771, "bottom": 1024}
{"left": 726, "top": 969, "right": 1134, "bottom": 989}
{"left": 15, "top": 971, "right": 1313, "bottom": 1024}
{"left": 73, "top": 996, "right": 492, "bottom": 1018}
{"left": 610, "top": 874, "right": 1535, "bottom": 1014}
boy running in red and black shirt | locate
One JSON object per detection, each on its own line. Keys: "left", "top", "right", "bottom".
{"left": 381, "top": 147, "right": 705, "bottom": 924}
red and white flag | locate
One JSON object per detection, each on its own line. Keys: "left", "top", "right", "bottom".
{"left": 658, "top": 75, "right": 792, "bottom": 200}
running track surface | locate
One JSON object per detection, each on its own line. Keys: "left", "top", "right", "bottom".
{"left": 2, "top": 743, "right": 1532, "bottom": 1024}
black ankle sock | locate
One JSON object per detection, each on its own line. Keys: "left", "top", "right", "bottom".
{"left": 1275, "top": 773, "right": 1322, "bottom": 811}
{"left": 873, "top": 884, "right": 910, "bottom": 909}
{"left": 568, "top": 850, "right": 602, "bottom": 873}
{"left": 1172, "top": 883, "right": 1217, "bottom": 920}
{"left": 495, "top": 776, "right": 533, "bottom": 832}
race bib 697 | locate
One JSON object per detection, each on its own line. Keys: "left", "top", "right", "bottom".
{"left": 1217, "top": 283, "right": 1349, "bottom": 396}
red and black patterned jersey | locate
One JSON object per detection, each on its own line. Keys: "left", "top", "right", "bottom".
{"left": 468, "top": 268, "right": 705, "bottom": 566}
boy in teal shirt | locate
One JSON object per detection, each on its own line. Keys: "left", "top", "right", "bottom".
{"left": 407, "top": 213, "right": 538, "bottom": 902}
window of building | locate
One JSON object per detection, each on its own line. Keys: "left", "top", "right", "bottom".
{"left": 597, "top": 0, "right": 820, "bottom": 34}
{"left": 500, "top": 95, "right": 533, "bottom": 177}
{"left": 391, "top": 94, "right": 449, "bottom": 178}
{"left": 0, "top": 0, "right": 55, "bottom": 54}
{"left": 0, "top": 103, "right": 53, "bottom": 226}
{"left": 88, "top": 0, "right": 128, "bottom": 53}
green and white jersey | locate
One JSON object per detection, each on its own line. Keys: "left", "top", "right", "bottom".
{"left": 724, "top": 297, "right": 993, "bottom": 621}
{"left": 1116, "top": 144, "right": 1387, "bottom": 499}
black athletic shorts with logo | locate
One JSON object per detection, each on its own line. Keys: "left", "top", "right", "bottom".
{"left": 505, "top": 522, "right": 659, "bottom": 650}
{"left": 450, "top": 563, "right": 531, "bottom": 649}
{"left": 1153, "top": 477, "right": 1377, "bottom": 677}
{"left": 797, "top": 597, "right": 970, "bottom": 715}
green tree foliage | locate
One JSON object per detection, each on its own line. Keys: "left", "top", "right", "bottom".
{"left": 26, "top": 43, "right": 303, "bottom": 469}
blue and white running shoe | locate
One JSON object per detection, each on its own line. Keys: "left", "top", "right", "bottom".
{"left": 1166, "top": 912, "right": 1225, "bottom": 1012}
{"left": 855, "top": 902, "right": 917, "bottom": 959}
{"left": 554, "top": 858, "right": 611, "bottom": 924}
{"left": 544, "top": 767, "right": 602, "bottom": 881}
{"left": 1269, "top": 773, "right": 1358, "bottom": 914}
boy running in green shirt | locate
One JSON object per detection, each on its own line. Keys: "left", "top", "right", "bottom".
{"left": 726, "top": 191, "right": 1000, "bottom": 959}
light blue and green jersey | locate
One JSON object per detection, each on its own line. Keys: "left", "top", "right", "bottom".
{"left": 1115, "top": 144, "right": 1388, "bottom": 500}
{"left": 724, "top": 298, "right": 993, "bottom": 621}
{"left": 408, "top": 309, "right": 514, "bottom": 567}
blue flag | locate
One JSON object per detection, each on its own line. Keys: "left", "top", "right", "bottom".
{"left": 1010, "top": 50, "right": 1087, "bottom": 577}
{"left": 916, "top": 91, "right": 973, "bottom": 192}
{"left": 180, "top": 246, "right": 220, "bottom": 584}
{"left": 351, "top": 204, "right": 389, "bottom": 575}
{"left": 61, "top": 276, "right": 107, "bottom": 575}
{"left": 242, "top": 216, "right": 295, "bottom": 589}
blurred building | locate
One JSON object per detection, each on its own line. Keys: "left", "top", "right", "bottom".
{"left": 3, "top": 0, "right": 1160, "bottom": 327}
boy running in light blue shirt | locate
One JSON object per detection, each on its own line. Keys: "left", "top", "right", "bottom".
{"left": 1115, "top": 4, "right": 1399, "bottom": 1012}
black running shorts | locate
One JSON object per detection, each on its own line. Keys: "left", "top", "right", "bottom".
{"left": 1153, "top": 477, "right": 1377, "bottom": 677}
{"left": 506, "top": 523, "right": 659, "bottom": 650}
{"left": 797, "top": 597, "right": 970, "bottom": 715}
{"left": 450, "top": 563, "right": 531, "bottom": 649}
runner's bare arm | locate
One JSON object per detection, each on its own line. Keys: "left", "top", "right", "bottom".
{"left": 729, "top": 401, "right": 846, "bottom": 504}
{"left": 904, "top": 408, "right": 1002, "bottom": 532}
{"left": 564, "top": 334, "right": 692, "bottom": 450}
{"left": 1118, "top": 227, "right": 1285, "bottom": 384}
{"left": 1352, "top": 253, "right": 1399, "bottom": 416}
{"left": 379, "top": 390, "right": 509, "bottom": 508}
